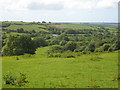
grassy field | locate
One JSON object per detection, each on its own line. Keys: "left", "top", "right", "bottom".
{"left": 3, "top": 23, "right": 117, "bottom": 33}
{"left": 2, "top": 47, "right": 118, "bottom": 88}
{"left": 49, "top": 24, "right": 96, "bottom": 30}
{"left": 49, "top": 24, "right": 117, "bottom": 32}
{"left": 4, "top": 25, "right": 48, "bottom": 32}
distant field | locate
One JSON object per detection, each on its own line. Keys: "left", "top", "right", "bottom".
{"left": 49, "top": 24, "right": 96, "bottom": 30}
{"left": 6, "top": 32, "right": 27, "bottom": 37}
{"left": 4, "top": 25, "right": 48, "bottom": 32}
{"left": 2, "top": 22, "right": 117, "bottom": 33}
{"left": 79, "top": 23, "right": 118, "bottom": 27}
{"left": 49, "top": 24, "right": 117, "bottom": 33}
{"left": 2, "top": 47, "right": 118, "bottom": 88}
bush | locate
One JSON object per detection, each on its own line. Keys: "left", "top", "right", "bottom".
{"left": 3, "top": 72, "right": 28, "bottom": 87}
{"left": 48, "top": 53, "right": 61, "bottom": 58}
{"left": 88, "top": 43, "right": 95, "bottom": 52}
{"left": 60, "top": 40, "right": 67, "bottom": 46}
{"left": 74, "top": 46, "right": 86, "bottom": 52}
{"left": 64, "top": 41, "right": 77, "bottom": 52}
{"left": 22, "top": 53, "right": 31, "bottom": 58}
{"left": 102, "top": 44, "right": 111, "bottom": 51}
{"left": 47, "top": 45, "right": 63, "bottom": 54}
{"left": 62, "top": 50, "right": 75, "bottom": 58}
{"left": 15, "top": 73, "right": 28, "bottom": 87}
{"left": 3, "top": 72, "right": 16, "bottom": 85}
{"left": 108, "top": 44, "right": 117, "bottom": 52}
{"left": 95, "top": 47, "right": 104, "bottom": 52}
{"left": 81, "top": 51, "right": 91, "bottom": 54}
{"left": 34, "top": 37, "right": 48, "bottom": 47}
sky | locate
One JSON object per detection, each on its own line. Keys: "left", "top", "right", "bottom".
{"left": 0, "top": 0, "right": 119, "bottom": 22}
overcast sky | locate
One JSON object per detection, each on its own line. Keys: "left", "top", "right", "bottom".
{"left": 0, "top": 0, "right": 119, "bottom": 22}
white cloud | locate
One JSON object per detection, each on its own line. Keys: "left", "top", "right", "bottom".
{"left": 27, "top": 2, "right": 64, "bottom": 10}
{"left": 96, "top": 0, "right": 119, "bottom": 9}
{"left": 63, "top": 0, "right": 119, "bottom": 9}
{"left": 0, "top": 0, "right": 119, "bottom": 11}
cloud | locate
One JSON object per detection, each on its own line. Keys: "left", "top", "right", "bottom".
{"left": 0, "top": 0, "right": 119, "bottom": 11}
{"left": 27, "top": 2, "right": 64, "bottom": 10}
{"left": 63, "top": 0, "right": 119, "bottom": 9}
{"left": 96, "top": 0, "right": 118, "bottom": 9}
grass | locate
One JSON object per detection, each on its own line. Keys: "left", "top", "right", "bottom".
{"left": 4, "top": 25, "right": 48, "bottom": 32}
{"left": 49, "top": 24, "right": 117, "bottom": 33}
{"left": 3, "top": 23, "right": 117, "bottom": 34}
{"left": 2, "top": 47, "right": 118, "bottom": 88}
{"left": 49, "top": 24, "right": 97, "bottom": 30}
{"left": 5, "top": 32, "right": 27, "bottom": 37}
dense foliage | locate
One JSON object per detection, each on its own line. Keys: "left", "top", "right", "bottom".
{"left": 1, "top": 21, "right": 119, "bottom": 57}
{"left": 2, "top": 35, "right": 36, "bottom": 56}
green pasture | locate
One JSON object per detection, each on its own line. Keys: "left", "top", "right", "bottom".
{"left": 4, "top": 25, "right": 48, "bottom": 32}
{"left": 2, "top": 47, "right": 118, "bottom": 88}
{"left": 49, "top": 24, "right": 97, "bottom": 30}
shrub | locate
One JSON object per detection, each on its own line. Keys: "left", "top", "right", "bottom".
{"left": 3, "top": 72, "right": 28, "bottom": 87}
{"left": 88, "top": 43, "right": 95, "bottom": 52}
{"left": 82, "top": 51, "right": 87, "bottom": 54}
{"left": 95, "top": 47, "right": 104, "bottom": 52}
{"left": 62, "top": 50, "right": 75, "bottom": 58}
{"left": 34, "top": 37, "right": 48, "bottom": 47}
{"left": 74, "top": 52, "right": 81, "bottom": 56}
{"left": 22, "top": 53, "right": 31, "bottom": 58}
{"left": 74, "top": 46, "right": 86, "bottom": 52}
{"left": 64, "top": 41, "right": 77, "bottom": 52}
{"left": 47, "top": 45, "right": 63, "bottom": 54}
{"left": 108, "top": 44, "right": 117, "bottom": 52}
{"left": 60, "top": 40, "right": 67, "bottom": 46}
{"left": 3, "top": 73, "right": 16, "bottom": 85}
{"left": 15, "top": 73, "right": 28, "bottom": 87}
{"left": 102, "top": 44, "right": 111, "bottom": 51}
{"left": 48, "top": 53, "right": 61, "bottom": 58}
{"left": 81, "top": 51, "right": 91, "bottom": 54}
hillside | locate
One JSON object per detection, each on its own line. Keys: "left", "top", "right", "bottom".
{"left": 1, "top": 21, "right": 119, "bottom": 88}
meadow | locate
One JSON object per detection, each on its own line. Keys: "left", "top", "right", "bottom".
{"left": 4, "top": 24, "right": 48, "bottom": 32}
{"left": 2, "top": 47, "right": 118, "bottom": 88}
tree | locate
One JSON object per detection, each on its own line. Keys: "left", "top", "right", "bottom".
{"left": 34, "top": 37, "right": 47, "bottom": 47}
{"left": 49, "top": 39, "right": 59, "bottom": 45}
{"left": 66, "top": 29, "right": 76, "bottom": 34}
{"left": 64, "top": 36, "right": 69, "bottom": 41}
{"left": 2, "top": 35, "right": 36, "bottom": 56}
{"left": 98, "top": 25, "right": 105, "bottom": 29}
{"left": 31, "top": 30, "right": 36, "bottom": 33}
{"left": 88, "top": 43, "right": 95, "bottom": 52}
{"left": 17, "top": 28, "right": 24, "bottom": 33}
{"left": 47, "top": 45, "right": 63, "bottom": 54}
{"left": 74, "top": 46, "right": 86, "bottom": 52}
{"left": 42, "top": 21, "right": 46, "bottom": 23}
{"left": 64, "top": 41, "right": 77, "bottom": 52}
{"left": 60, "top": 40, "right": 67, "bottom": 46}
{"left": 102, "top": 44, "right": 111, "bottom": 51}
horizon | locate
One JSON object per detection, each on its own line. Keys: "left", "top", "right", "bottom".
{"left": 0, "top": 21, "right": 118, "bottom": 23}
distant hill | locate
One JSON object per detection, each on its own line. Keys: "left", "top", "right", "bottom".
{"left": 55, "top": 22, "right": 118, "bottom": 28}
